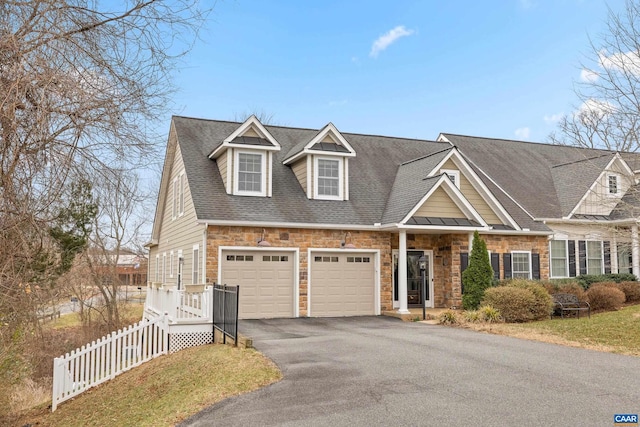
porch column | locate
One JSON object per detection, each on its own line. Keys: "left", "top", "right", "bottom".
{"left": 611, "top": 234, "right": 618, "bottom": 274}
{"left": 397, "top": 230, "right": 410, "bottom": 314}
{"left": 632, "top": 225, "right": 640, "bottom": 278}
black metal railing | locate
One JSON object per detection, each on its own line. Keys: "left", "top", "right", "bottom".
{"left": 212, "top": 284, "right": 239, "bottom": 345}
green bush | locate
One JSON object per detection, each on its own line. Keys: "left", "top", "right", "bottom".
{"left": 618, "top": 281, "right": 640, "bottom": 302}
{"left": 462, "top": 231, "right": 494, "bottom": 310}
{"left": 507, "top": 279, "right": 554, "bottom": 320}
{"left": 576, "top": 273, "right": 637, "bottom": 290}
{"left": 482, "top": 287, "right": 537, "bottom": 322}
{"left": 585, "top": 284, "right": 626, "bottom": 311}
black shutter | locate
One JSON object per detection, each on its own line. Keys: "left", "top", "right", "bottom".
{"left": 491, "top": 253, "right": 500, "bottom": 280}
{"left": 568, "top": 240, "right": 576, "bottom": 277}
{"left": 460, "top": 253, "right": 469, "bottom": 294}
{"left": 460, "top": 253, "right": 469, "bottom": 272}
{"left": 603, "top": 241, "right": 611, "bottom": 274}
{"left": 532, "top": 253, "right": 540, "bottom": 280}
{"left": 503, "top": 253, "right": 512, "bottom": 279}
{"left": 578, "top": 240, "right": 587, "bottom": 275}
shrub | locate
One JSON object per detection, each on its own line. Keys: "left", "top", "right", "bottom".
{"left": 438, "top": 310, "right": 459, "bottom": 325}
{"left": 482, "top": 287, "right": 537, "bottom": 322}
{"left": 462, "top": 231, "right": 494, "bottom": 310}
{"left": 507, "top": 279, "right": 554, "bottom": 320}
{"left": 463, "top": 310, "right": 481, "bottom": 323}
{"left": 585, "top": 284, "right": 626, "bottom": 311}
{"left": 618, "top": 281, "right": 640, "bottom": 302}
{"left": 576, "top": 273, "right": 637, "bottom": 290}
{"left": 478, "top": 305, "right": 502, "bottom": 323}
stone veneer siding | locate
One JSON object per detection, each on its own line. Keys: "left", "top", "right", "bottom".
{"left": 206, "top": 226, "right": 392, "bottom": 316}
{"left": 206, "top": 226, "right": 550, "bottom": 314}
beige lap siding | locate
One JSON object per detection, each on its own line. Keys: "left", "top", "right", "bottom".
{"left": 206, "top": 226, "right": 392, "bottom": 316}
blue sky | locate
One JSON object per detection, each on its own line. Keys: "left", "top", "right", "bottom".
{"left": 169, "top": 0, "right": 626, "bottom": 142}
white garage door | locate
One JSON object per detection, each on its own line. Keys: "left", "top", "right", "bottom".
{"left": 221, "top": 251, "right": 294, "bottom": 319}
{"left": 310, "top": 252, "right": 376, "bottom": 317}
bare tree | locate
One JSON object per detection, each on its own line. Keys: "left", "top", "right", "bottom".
{"left": 549, "top": 0, "right": 640, "bottom": 152}
{"left": 0, "top": 0, "right": 209, "bottom": 337}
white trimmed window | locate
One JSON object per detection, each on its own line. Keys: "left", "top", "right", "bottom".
{"left": 512, "top": 251, "right": 531, "bottom": 279}
{"left": 162, "top": 252, "right": 167, "bottom": 283}
{"left": 172, "top": 179, "right": 178, "bottom": 219}
{"left": 234, "top": 151, "right": 266, "bottom": 196}
{"left": 192, "top": 245, "right": 200, "bottom": 284}
{"left": 441, "top": 169, "right": 460, "bottom": 188}
{"left": 550, "top": 240, "right": 568, "bottom": 278}
{"left": 618, "top": 245, "right": 631, "bottom": 274}
{"left": 170, "top": 251, "right": 174, "bottom": 278}
{"left": 608, "top": 174, "right": 619, "bottom": 195}
{"left": 155, "top": 255, "right": 159, "bottom": 282}
{"left": 586, "top": 240, "right": 603, "bottom": 275}
{"left": 179, "top": 174, "right": 185, "bottom": 215}
{"left": 315, "top": 157, "right": 343, "bottom": 200}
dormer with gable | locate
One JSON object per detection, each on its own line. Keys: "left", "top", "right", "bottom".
{"left": 282, "top": 123, "right": 356, "bottom": 201}
{"left": 208, "top": 115, "right": 281, "bottom": 197}
{"left": 570, "top": 153, "right": 636, "bottom": 217}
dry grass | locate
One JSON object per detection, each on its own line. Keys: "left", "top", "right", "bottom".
{"left": 11, "top": 344, "right": 281, "bottom": 427}
{"left": 465, "top": 303, "right": 640, "bottom": 356}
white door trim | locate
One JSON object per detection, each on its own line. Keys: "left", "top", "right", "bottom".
{"left": 218, "top": 246, "right": 300, "bottom": 317}
{"left": 307, "top": 248, "right": 380, "bottom": 317}
{"left": 392, "top": 249, "right": 434, "bottom": 309}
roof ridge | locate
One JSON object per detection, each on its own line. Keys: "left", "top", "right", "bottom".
{"left": 172, "top": 115, "right": 448, "bottom": 145}
{"left": 551, "top": 153, "right": 614, "bottom": 168}
{"left": 400, "top": 147, "right": 452, "bottom": 166}
{"left": 442, "top": 132, "right": 620, "bottom": 153}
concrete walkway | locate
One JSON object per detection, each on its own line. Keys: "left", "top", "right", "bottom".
{"left": 181, "top": 316, "right": 640, "bottom": 427}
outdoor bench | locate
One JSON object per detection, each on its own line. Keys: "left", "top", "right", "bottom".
{"left": 552, "top": 293, "right": 590, "bottom": 319}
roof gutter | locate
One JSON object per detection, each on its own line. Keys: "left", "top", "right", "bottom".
{"left": 540, "top": 217, "right": 640, "bottom": 226}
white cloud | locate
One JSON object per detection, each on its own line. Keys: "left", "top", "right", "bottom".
{"left": 543, "top": 113, "right": 564, "bottom": 123}
{"left": 580, "top": 68, "right": 599, "bottom": 83}
{"left": 575, "top": 98, "right": 614, "bottom": 124}
{"left": 598, "top": 49, "right": 640, "bottom": 75}
{"left": 515, "top": 127, "right": 531, "bottom": 140}
{"left": 369, "top": 25, "right": 415, "bottom": 58}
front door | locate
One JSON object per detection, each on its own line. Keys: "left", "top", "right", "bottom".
{"left": 393, "top": 250, "right": 432, "bottom": 307}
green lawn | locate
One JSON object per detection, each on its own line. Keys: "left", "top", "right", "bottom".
{"left": 486, "top": 304, "right": 640, "bottom": 356}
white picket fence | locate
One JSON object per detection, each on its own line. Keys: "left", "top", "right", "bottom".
{"left": 52, "top": 315, "right": 169, "bottom": 411}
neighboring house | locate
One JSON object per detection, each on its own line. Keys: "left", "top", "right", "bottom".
{"left": 87, "top": 248, "right": 148, "bottom": 286}
{"left": 145, "top": 115, "right": 640, "bottom": 319}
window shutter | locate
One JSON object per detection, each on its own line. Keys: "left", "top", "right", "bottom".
{"left": 532, "top": 253, "right": 540, "bottom": 280}
{"left": 491, "top": 253, "right": 500, "bottom": 280}
{"left": 568, "top": 240, "right": 576, "bottom": 277}
{"left": 460, "top": 253, "right": 469, "bottom": 272}
{"left": 578, "top": 240, "right": 587, "bottom": 275}
{"left": 503, "top": 253, "right": 512, "bottom": 279}
{"left": 603, "top": 241, "right": 611, "bottom": 274}
{"left": 460, "top": 253, "right": 469, "bottom": 294}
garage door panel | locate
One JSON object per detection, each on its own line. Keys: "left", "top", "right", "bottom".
{"left": 310, "top": 252, "right": 375, "bottom": 317}
{"left": 221, "top": 251, "right": 294, "bottom": 319}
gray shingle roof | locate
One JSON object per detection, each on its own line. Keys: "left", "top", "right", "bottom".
{"left": 174, "top": 116, "right": 452, "bottom": 226}
{"left": 441, "top": 133, "right": 626, "bottom": 219}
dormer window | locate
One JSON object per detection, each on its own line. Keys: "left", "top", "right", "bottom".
{"left": 208, "top": 115, "right": 281, "bottom": 198}
{"left": 608, "top": 174, "right": 619, "bottom": 195}
{"left": 315, "top": 157, "right": 343, "bottom": 199}
{"left": 441, "top": 169, "right": 460, "bottom": 188}
{"left": 283, "top": 123, "right": 356, "bottom": 201}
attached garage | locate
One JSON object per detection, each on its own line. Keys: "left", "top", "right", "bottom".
{"left": 220, "top": 250, "right": 296, "bottom": 319}
{"left": 309, "top": 251, "right": 377, "bottom": 317}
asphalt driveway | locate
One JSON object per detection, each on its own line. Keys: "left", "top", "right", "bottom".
{"left": 181, "top": 316, "right": 640, "bottom": 426}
